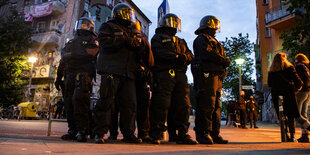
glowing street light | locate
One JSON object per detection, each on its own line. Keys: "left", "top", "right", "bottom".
{"left": 28, "top": 56, "right": 37, "bottom": 101}
{"left": 235, "top": 58, "right": 245, "bottom": 95}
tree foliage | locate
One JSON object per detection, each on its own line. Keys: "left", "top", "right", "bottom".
{"left": 0, "top": 8, "right": 33, "bottom": 56}
{"left": 0, "top": 8, "right": 33, "bottom": 107}
{"left": 280, "top": 0, "right": 310, "bottom": 60}
{"left": 0, "top": 56, "right": 29, "bottom": 108}
{"left": 221, "top": 33, "right": 256, "bottom": 100}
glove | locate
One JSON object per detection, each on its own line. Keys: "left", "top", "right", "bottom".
{"left": 176, "top": 54, "right": 187, "bottom": 65}
{"left": 55, "top": 79, "right": 62, "bottom": 91}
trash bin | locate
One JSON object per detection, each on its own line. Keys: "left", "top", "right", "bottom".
{"left": 17, "top": 102, "right": 38, "bottom": 118}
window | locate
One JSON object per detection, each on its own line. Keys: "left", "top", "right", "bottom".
{"left": 262, "top": 0, "right": 268, "bottom": 5}
{"left": 24, "top": 0, "right": 31, "bottom": 6}
{"left": 96, "top": 6, "right": 101, "bottom": 21}
{"left": 265, "top": 26, "right": 271, "bottom": 38}
{"left": 107, "top": 0, "right": 113, "bottom": 6}
{"left": 85, "top": 0, "right": 90, "bottom": 11}
{"left": 50, "top": 20, "right": 59, "bottom": 31}
{"left": 37, "top": 22, "right": 46, "bottom": 33}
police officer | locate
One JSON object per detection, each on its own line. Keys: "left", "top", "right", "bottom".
{"left": 247, "top": 96, "right": 259, "bottom": 128}
{"left": 191, "top": 15, "right": 230, "bottom": 144}
{"left": 238, "top": 91, "right": 247, "bottom": 129}
{"left": 93, "top": 3, "right": 142, "bottom": 144}
{"left": 133, "top": 21, "right": 154, "bottom": 142}
{"left": 55, "top": 58, "right": 77, "bottom": 140}
{"left": 106, "top": 22, "right": 154, "bottom": 143}
{"left": 149, "top": 13, "right": 197, "bottom": 145}
{"left": 61, "top": 17, "right": 99, "bottom": 142}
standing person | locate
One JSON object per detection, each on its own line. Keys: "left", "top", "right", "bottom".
{"left": 56, "top": 41, "right": 77, "bottom": 141}
{"left": 61, "top": 17, "right": 98, "bottom": 142}
{"left": 54, "top": 99, "right": 64, "bottom": 119}
{"left": 294, "top": 53, "right": 310, "bottom": 143}
{"left": 133, "top": 21, "right": 154, "bottom": 143}
{"left": 93, "top": 3, "right": 142, "bottom": 144}
{"left": 238, "top": 91, "right": 247, "bottom": 129}
{"left": 268, "top": 52, "right": 310, "bottom": 142}
{"left": 149, "top": 13, "right": 197, "bottom": 145}
{"left": 191, "top": 15, "right": 230, "bottom": 144}
{"left": 247, "top": 96, "right": 259, "bottom": 128}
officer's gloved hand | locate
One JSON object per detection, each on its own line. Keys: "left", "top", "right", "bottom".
{"left": 55, "top": 79, "right": 62, "bottom": 91}
{"left": 177, "top": 54, "right": 187, "bottom": 65}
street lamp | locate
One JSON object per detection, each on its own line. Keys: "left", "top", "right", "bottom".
{"left": 28, "top": 56, "right": 37, "bottom": 102}
{"left": 235, "top": 58, "right": 245, "bottom": 95}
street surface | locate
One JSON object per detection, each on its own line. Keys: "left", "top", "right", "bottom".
{"left": 0, "top": 120, "right": 310, "bottom": 155}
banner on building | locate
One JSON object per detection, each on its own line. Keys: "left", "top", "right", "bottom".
{"left": 158, "top": 0, "right": 170, "bottom": 27}
{"left": 24, "top": 12, "right": 33, "bottom": 22}
{"left": 32, "top": 2, "right": 53, "bottom": 18}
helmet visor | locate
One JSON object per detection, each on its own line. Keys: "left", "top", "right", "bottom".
{"left": 77, "top": 19, "right": 94, "bottom": 32}
{"left": 164, "top": 16, "right": 181, "bottom": 32}
{"left": 116, "top": 8, "right": 136, "bottom": 23}
{"left": 208, "top": 18, "right": 220, "bottom": 32}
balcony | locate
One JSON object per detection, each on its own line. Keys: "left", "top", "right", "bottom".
{"left": 31, "top": 30, "right": 61, "bottom": 46}
{"left": 25, "top": 0, "right": 65, "bottom": 18}
{"left": 50, "top": 0, "right": 65, "bottom": 16}
{"left": 265, "top": 5, "right": 301, "bottom": 30}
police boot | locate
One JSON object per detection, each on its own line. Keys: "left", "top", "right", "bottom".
{"left": 122, "top": 134, "right": 142, "bottom": 144}
{"left": 76, "top": 131, "right": 87, "bottom": 142}
{"left": 94, "top": 134, "right": 105, "bottom": 144}
{"left": 211, "top": 135, "right": 228, "bottom": 144}
{"left": 288, "top": 133, "right": 297, "bottom": 142}
{"left": 61, "top": 130, "right": 77, "bottom": 140}
{"left": 168, "top": 133, "right": 177, "bottom": 142}
{"left": 196, "top": 132, "right": 214, "bottom": 144}
{"left": 176, "top": 132, "right": 197, "bottom": 145}
{"left": 297, "top": 134, "right": 309, "bottom": 143}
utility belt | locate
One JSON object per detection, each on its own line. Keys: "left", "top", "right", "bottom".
{"left": 167, "top": 69, "right": 185, "bottom": 78}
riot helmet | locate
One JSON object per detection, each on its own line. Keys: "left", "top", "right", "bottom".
{"left": 158, "top": 13, "right": 181, "bottom": 32}
{"left": 111, "top": 3, "right": 136, "bottom": 23}
{"left": 195, "top": 15, "right": 220, "bottom": 35}
{"left": 76, "top": 17, "right": 95, "bottom": 34}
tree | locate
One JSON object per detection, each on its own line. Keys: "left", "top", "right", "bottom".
{"left": 0, "top": 8, "right": 33, "bottom": 56}
{"left": 0, "top": 8, "right": 33, "bottom": 108}
{"left": 280, "top": 0, "right": 310, "bottom": 60}
{"left": 221, "top": 33, "right": 256, "bottom": 100}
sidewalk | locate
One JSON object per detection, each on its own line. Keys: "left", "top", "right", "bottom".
{"left": 0, "top": 120, "right": 309, "bottom": 155}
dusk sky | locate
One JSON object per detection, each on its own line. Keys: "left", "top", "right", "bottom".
{"left": 132, "top": 0, "right": 257, "bottom": 82}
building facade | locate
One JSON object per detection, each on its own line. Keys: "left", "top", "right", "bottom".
{"left": 256, "top": 0, "right": 300, "bottom": 122}
{"left": 0, "top": 0, "right": 151, "bottom": 111}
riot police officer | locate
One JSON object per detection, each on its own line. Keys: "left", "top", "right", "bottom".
{"left": 191, "top": 15, "right": 230, "bottom": 144}
{"left": 149, "top": 13, "right": 197, "bottom": 145}
{"left": 93, "top": 3, "right": 142, "bottom": 144}
{"left": 61, "top": 17, "right": 99, "bottom": 142}
{"left": 247, "top": 95, "right": 259, "bottom": 128}
{"left": 55, "top": 58, "right": 77, "bottom": 140}
{"left": 133, "top": 21, "right": 154, "bottom": 142}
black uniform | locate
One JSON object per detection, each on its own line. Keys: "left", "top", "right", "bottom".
{"left": 94, "top": 19, "right": 141, "bottom": 143}
{"left": 192, "top": 33, "right": 230, "bottom": 144}
{"left": 107, "top": 33, "right": 154, "bottom": 142}
{"left": 61, "top": 30, "right": 98, "bottom": 142}
{"left": 247, "top": 98, "right": 258, "bottom": 128}
{"left": 56, "top": 47, "right": 77, "bottom": 140}
{"left": 238, "top": 95, "right": 247, "bottom": 129}
{"left": 149, "top": 27, "right": 194, "bottom": 144}
{"left": 135, "top": 34, "right": 154, "bottom": 141}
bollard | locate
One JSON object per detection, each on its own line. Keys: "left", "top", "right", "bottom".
{"left": 278, "top": 96, "right": 287, "bottom": 142}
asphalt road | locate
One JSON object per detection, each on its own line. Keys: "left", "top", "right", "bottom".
{"left": 0, "top": 120, "right": 310, "bottom": 155}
